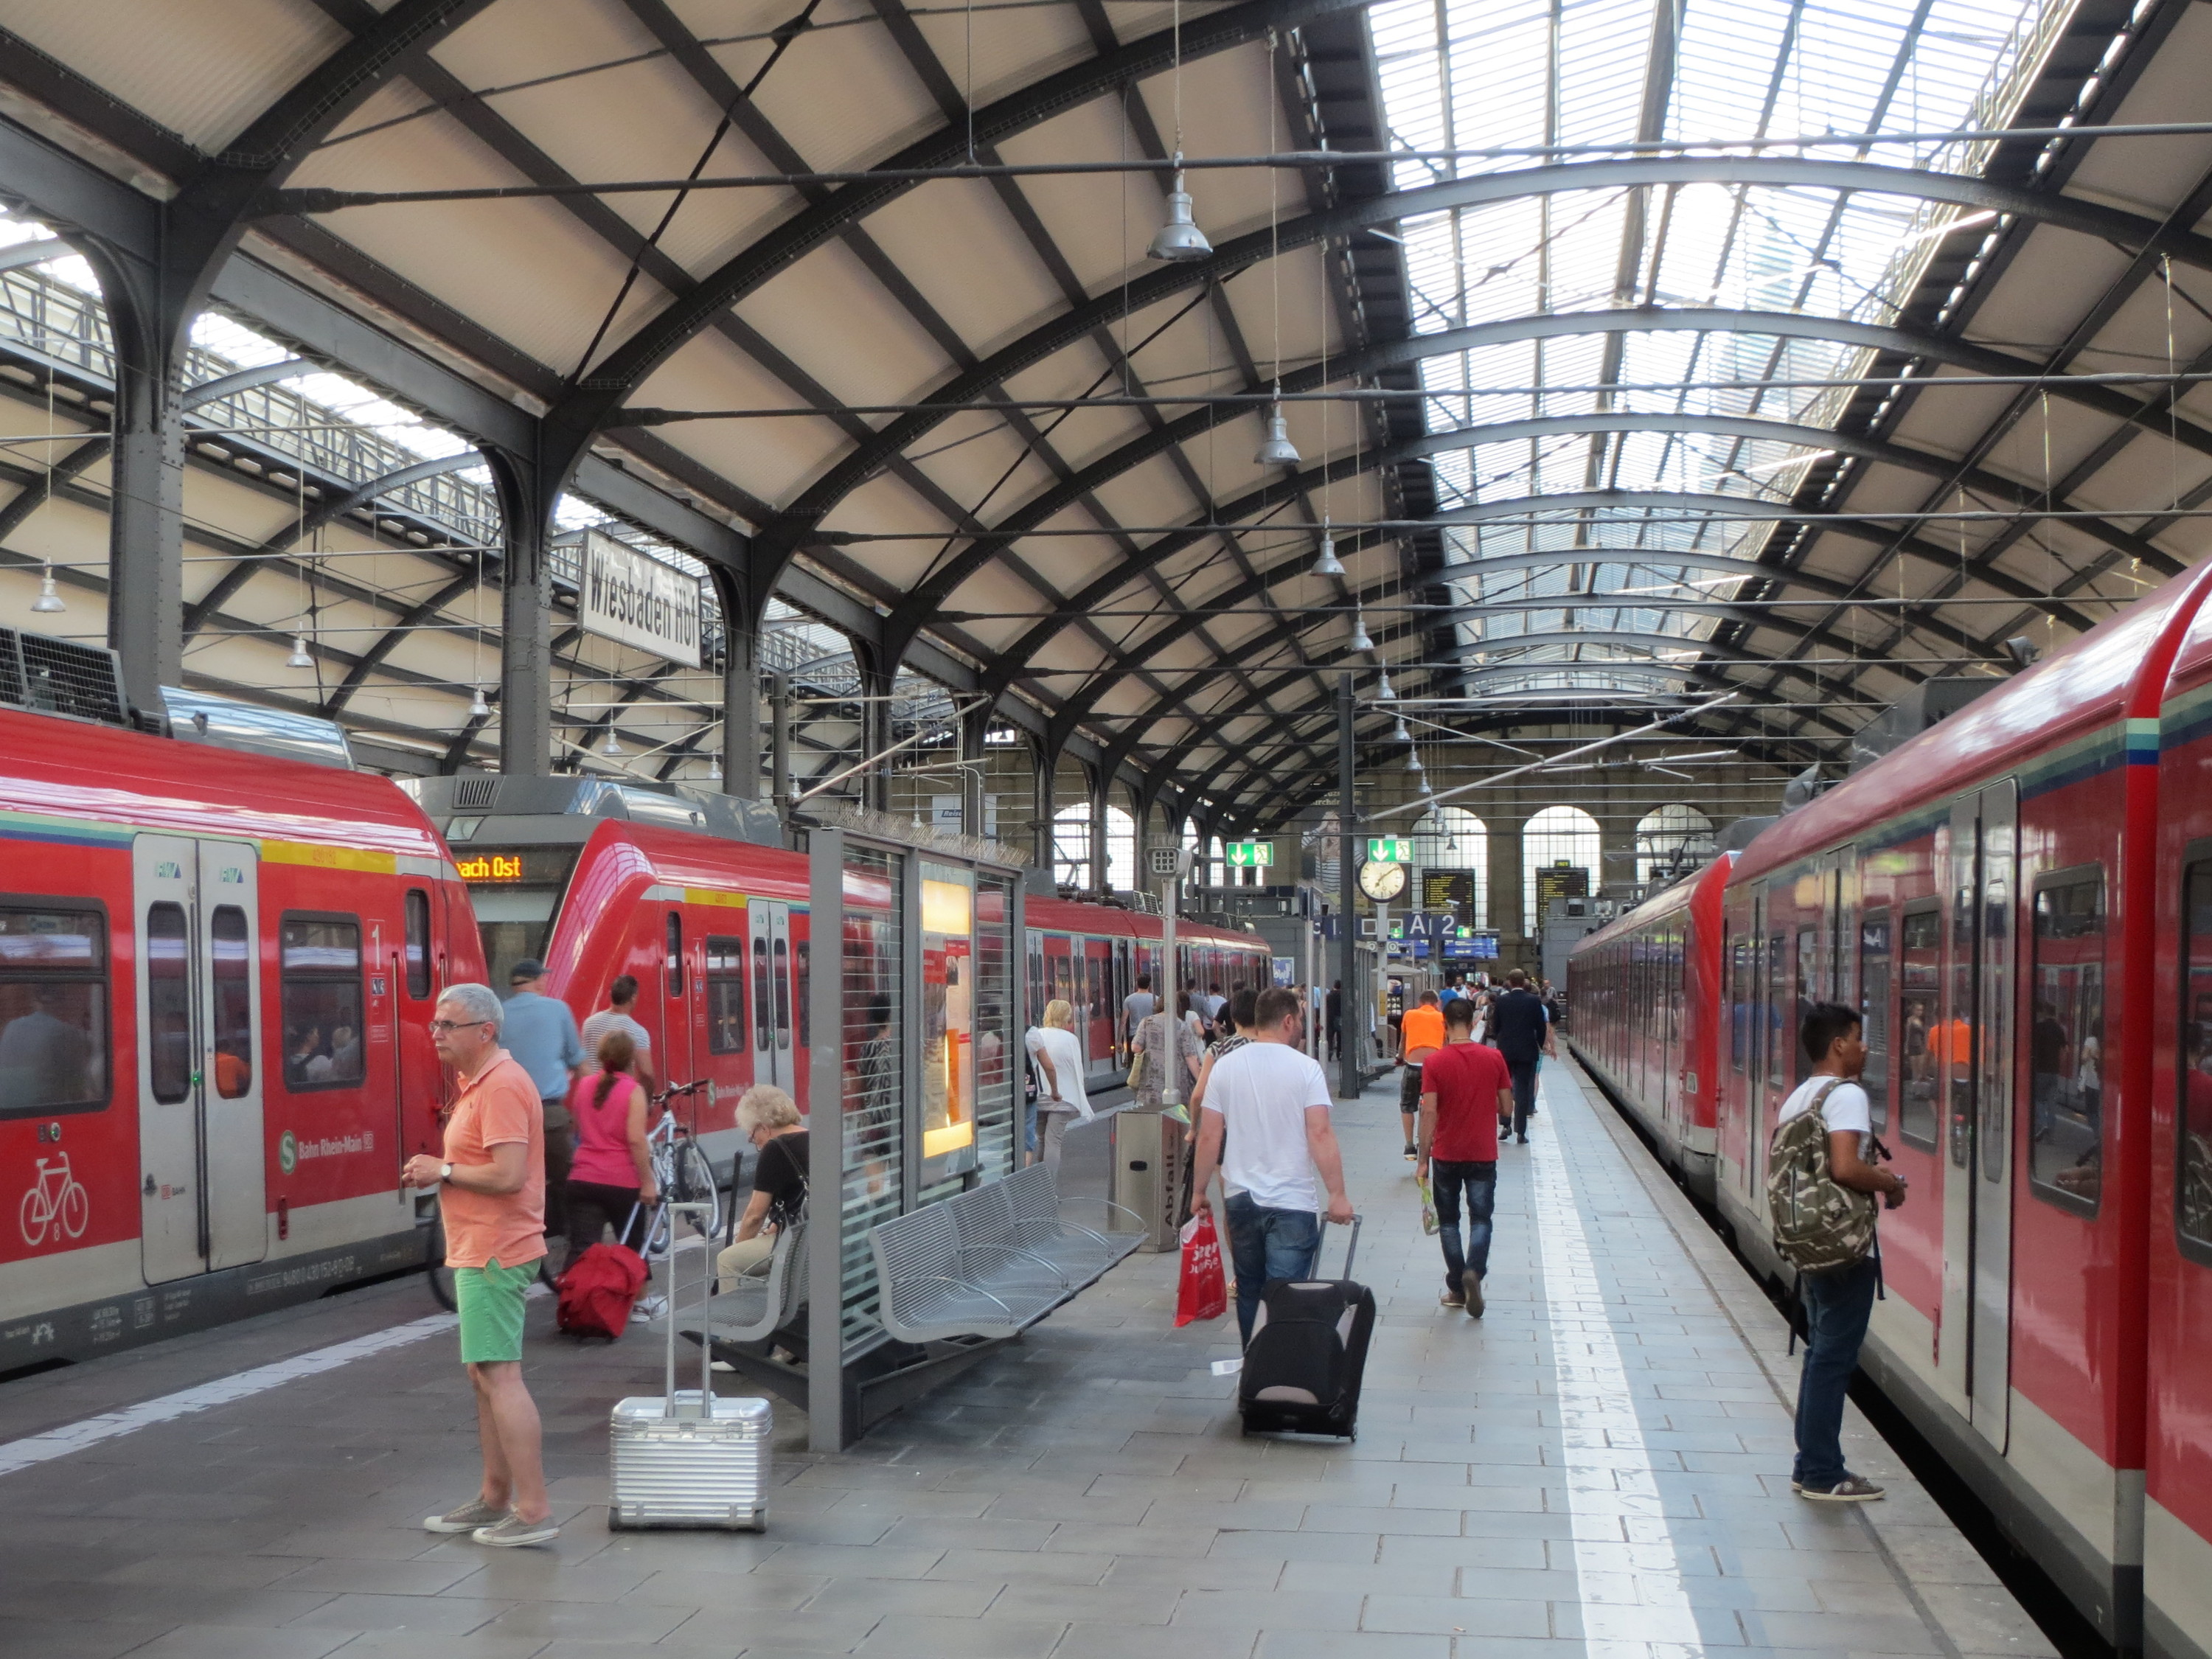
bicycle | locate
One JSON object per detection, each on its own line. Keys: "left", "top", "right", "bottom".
{"left": 19, "top": 1152, "right": 88, "bottom": 1248}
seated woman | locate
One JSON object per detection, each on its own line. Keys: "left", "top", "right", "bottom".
{"left": 563, "top": 1029, "right": 655, "bottom": 1265}
{"left": 717, "top": 1085, "right": 808, "bottom": 1285}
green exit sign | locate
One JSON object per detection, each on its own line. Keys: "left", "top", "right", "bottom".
{"left": 1367, "top": 836, "right": 1412, "bottom": 863}
{"left": 1224, "top": 841, "right": 1273, "bottom": 868}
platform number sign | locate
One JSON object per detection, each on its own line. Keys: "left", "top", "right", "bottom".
{"left": 1224, "top": 841, "right": 1273, "bottom": 869}
{"left": 1366, "top": 836, "right": 1412, "bottom": 863}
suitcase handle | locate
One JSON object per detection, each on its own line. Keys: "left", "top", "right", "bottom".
{"left": 664, "top": 1201, "right": 716, "bottom": 1419}
{"left": 1326, "top": 1212, "right": 1362, "bottom": 1281}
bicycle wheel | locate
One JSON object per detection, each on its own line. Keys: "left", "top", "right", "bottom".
{"left": 425, "top": 1218, "right": 456, "bottom": 1311}
{"left": 670, "top": 1139, "right": 721, "bottom": 1239}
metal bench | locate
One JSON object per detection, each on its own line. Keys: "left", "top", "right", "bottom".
{"left": 676, "top": 1219, "right": 810, "bottom": 1408}
{"left": 870, "top": 1168, "right": 1144, "bottom": 1344}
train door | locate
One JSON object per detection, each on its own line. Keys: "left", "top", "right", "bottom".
{"left": 749, "top": 901, "right": 796, "bottom": 1092}
{"left": 132, "top": 835, "right": 266, "bottom": 1284}
{"left": 1936, "top": 784, "right": 2019, "bottom": 1443}
{"left": 658, "top": 908, "right": 696, "bottom": 1091}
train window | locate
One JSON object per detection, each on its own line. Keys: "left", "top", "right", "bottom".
{"left": 1860, "top": 910, "right": 1891, "bottom": 1133}
{"left": 2029, "top": 871, "right": 2104, "bottom": 1214}
{"left": 773, "top": 936, "right": 791, "bottom": 1049}
{"left": 706, "top": 936, "right": 746, "bottom": 1054}
{"left": 147, "top": 902, "right": 192, "bottom": 1104}
{"left": 1795, "top": 927, "right": 1817, "bottom": 1087}
{"left": 1728, "top": 931, "right": 1749, "bottom": 1073}
{"left": 403, "top": 889, "right": 431, "bottom": 1001}
{"left": 796, "top": 938, "right": 810, "bottom": 1050}
{"left": 279, "top": 914, "right": 363, "bottom": 1091}
{"left": 0, "top": 903, "right": 109, "bottom": 1117}
{"left": 665, "top": 912, "right": 684, "bottom": 998}
{"left": 209, "top": 906, "right": 251, "bottom": 1099}
{"left": 1898, "top": 905, "right": 1941, "bottom": 1150}
{"left": 753, "top": 936, "right": 771, "bottom": 1052}
{"left": 2181, "top": 860, "right": 2212, "bottom": 1253}
{"left": 1765, "top": 931, "right": 1788, "bottom": 1088}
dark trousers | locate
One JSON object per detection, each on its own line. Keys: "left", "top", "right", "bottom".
{"left": 565, "top": 1178, "right": 647, "bottom": 1262}
{"left": 542, "top": 1109, "right": 574, "bottom": 1246}
{"left": 1794, "top": 1256, "right": 1879, "bottom": 1488}
{"left": 1224, "top": 1193, "right": 1321, "bottom": 1346}
{"left": 1399, "top": 1063, "right": 1424, "bottom": 1127}
{"left": 1504, "top": 1058, "right": 1540, "bottom": 1139}
{"left": 1430, "top": 1159, "right": 1496, "bottom": 1293}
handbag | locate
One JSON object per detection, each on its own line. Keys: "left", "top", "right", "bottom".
{"left": 1126, "top": 1046, "right": 1152, "bottom": 1091}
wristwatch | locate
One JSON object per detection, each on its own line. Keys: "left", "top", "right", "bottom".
{"left": 440, "top": 1162, "right": 454, "bottom": 1183}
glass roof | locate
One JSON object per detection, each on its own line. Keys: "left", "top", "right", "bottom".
{"left": 1366, "top": 0, "right": 2082, "bottom": 696}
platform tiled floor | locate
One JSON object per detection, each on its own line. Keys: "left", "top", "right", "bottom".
{"left": 0, "top": 1063, "right": 2053, "bottom": 1659}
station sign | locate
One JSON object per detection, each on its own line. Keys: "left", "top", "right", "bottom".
{"left": 1223, "top": 841, "right": 1274, "bottom": 868}
{"left": 1421, "top": 869, "right": 1475, "bottom": 925}
{"left": 1366, "top": 836, "right": 1412, "bottom": 863}
{"left": 577, "top": 528, "right": 703, "bottom": 668}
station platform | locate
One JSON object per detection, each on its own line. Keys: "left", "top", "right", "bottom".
{"left": 0, "top": 1062, "right": 2056, "bottom": 1659}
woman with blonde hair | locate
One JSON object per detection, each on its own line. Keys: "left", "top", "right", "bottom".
{"left": 1025, "top": 998, "right": 1091, "bottom": 1171}
{"left": 714, "top": 1084, "right": 807, "bottom": 1284}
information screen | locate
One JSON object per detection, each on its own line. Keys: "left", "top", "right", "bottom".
{"left": 453, "top": 846, "right": 579, "bottom": 887}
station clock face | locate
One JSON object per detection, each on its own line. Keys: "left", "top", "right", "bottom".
{"left": 1358, "top": 859, "right": 1408, "bottom": 901}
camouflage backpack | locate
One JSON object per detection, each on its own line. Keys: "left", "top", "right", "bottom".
{"left": 1766, "top": 1079, "right": 1877, "bottom": 1273}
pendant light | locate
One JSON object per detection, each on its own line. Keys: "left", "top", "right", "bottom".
{"left": 1147, "top": 156, "right": 1213, "bottom": 262}
{"left": 1375, "top": 669, "right": 1397, "bottom": 701}
{"left": 30, "top": 563, "right": 64, "bottom": 613}
{"left": 1391, "top": 715, "right": 1410, "bottom": 744}
{"left": 1348, "top": 607, "right": 1374, "bottom": 654}
{"left": 1255, "top": 388, "right": 1300, "bottom": 466}
{"left": 1311, "top": 524, "right": 1343, "bottom": 578}
{"left": 603, "top": 730, "right": 625, "bottom": 758}
{"left": 1405, "top": 746, "right": 1423, "bottom": 773}
{"left": 468, "top": 684, "right": 490, "bottom": 720}
{"left": 286, "top": 636, "right": 313, "bottom": 669}
{"left": 709, "top": 754, "right": 723, "bottom": 782}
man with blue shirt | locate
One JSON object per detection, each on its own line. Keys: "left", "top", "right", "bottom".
{"left": 503, "top": 960, "right": 584, "bottom": 1253}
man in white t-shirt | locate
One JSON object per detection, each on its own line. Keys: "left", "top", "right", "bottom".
{"left": 1779, "top": 1001, "right": 1907, "bottom": 1504}
{"left": 580, "top": 975, "right": 658, "bottom": 1093}
{"left": 1189, "top": 985, "right": 1356, "bottom": 1343}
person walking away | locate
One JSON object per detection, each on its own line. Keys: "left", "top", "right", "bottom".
{"left": 716, "top": 1085, "right": 809, "bottom": 1283}
{"left": 1123, "top": 973, "right": 1158, "bottom": 1054}
{"left": 580, "top": 974, "right": 658, "bottom": 1093}
{"left": 1133, "top": 995, "right": 1204, "bottom": 1111}
{"left": 1325, "top": 980, "right": 1343, "bottom": 1062}
{"left": 1489, "top": 970, "right": 1555, "bottom": 1143}
{"left": 563, "top": 1030, "right": 655, "bottom": 1262}
{"left": 1188, "top": 987, "right": 1356, "bottom": 1344}
{"left": 404, "top": 984, "right": 557, "bottom": 1548}
{"left": 1025, "top": 1000, "right": 1091, "bottom": 1172}
{"left": 1416, "top": 999, "right": 1514, "bottom": 1316}
{"left": 1778, "top": 1001, "right": 1906, "bottom": 1502}
{"left": 1183, "top": 988, "right": 1256, "bottom": 1233}
{"left": 1398, "top": 990, "right": 1445, "bottom": 1161}
{"left": 501, "top": 960, "right": 584, "bottom": 1256}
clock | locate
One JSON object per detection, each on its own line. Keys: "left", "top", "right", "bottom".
{"left": 1358, "top": 859, "right": 1407, "bottom": 901}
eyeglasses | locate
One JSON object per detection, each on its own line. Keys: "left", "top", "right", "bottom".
{"left": 428, "top": 1018, "right": 494, "bottom": 1034}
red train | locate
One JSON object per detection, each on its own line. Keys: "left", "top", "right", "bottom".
{"left": 0, "top": 683, "right": 1272, "bottom": 1373}
{"left": 1568, "top": 560, "right": 2212, "bottom": 1659}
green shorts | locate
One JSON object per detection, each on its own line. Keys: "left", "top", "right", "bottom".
{"left": 455, "top": 1256, "right": 539, "bottom": 1364}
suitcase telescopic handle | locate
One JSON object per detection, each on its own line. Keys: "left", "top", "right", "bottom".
{"left": 1328, "top": 1211, "right": 1362, "bottom": 1281}
{"left": 665, "top": 1201, "right": 716, "bottom": 1417}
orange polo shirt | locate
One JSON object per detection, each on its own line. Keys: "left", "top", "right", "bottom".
{"left": 1402, "top": 1004, "right": 1446, "bottom": 1059}
{"left": 439, "top": 1050, "right": 546, "bottom": 1269}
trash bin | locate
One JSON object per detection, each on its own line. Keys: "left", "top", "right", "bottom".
{"left": 1109, "top": 1106, "right": 1189, "bottom": 1253}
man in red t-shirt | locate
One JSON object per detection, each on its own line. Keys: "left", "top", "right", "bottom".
{"left": 1418, "top": 998, "right": 1514, "bottom": 1317}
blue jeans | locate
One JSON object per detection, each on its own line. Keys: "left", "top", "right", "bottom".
{"left": 1023, "top": 1096, "right": 1039, "bottom": 1155}
{"left": 1794, "top": 1256, "right": 1879, "bottom": 1488}
{"left": 1225, "top": 1193, "right": 1321, "bottom": 1345}
{"left": 1430, "top": 1159, "right": 1496, "bottom": 1293}
{"left": 1505, "top": 1057, "right": 1540, "bottom": 1138}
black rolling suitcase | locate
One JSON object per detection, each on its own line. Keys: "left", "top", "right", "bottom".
{"left": 1238, "top": 1216, "right": 1372, "bottom": 1440}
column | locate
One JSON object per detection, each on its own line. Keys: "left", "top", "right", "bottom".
{"left": 101, "top": 274, "right": 185, "bottom": 713}
{"left": 490, "top": 453, "right": 553, "bottom": 776}
{"left": 720, "top": 602, "right": 762, "bottom": 798}
{"left": 1031, "top": 738, "right": 1057, "bottom": 873}
{"left": 959, "top": 704, "right": 990, "bottom": 838}
{"left": 1089, "top": 768, "right": 1110, "bottom": 895}
{"left": 1489, "top": 817, "right": 1525, "bottom": 964}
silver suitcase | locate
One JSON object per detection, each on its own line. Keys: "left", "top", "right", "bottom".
{"left": 609, "top": 1204, "right": 771, "bottom": 1530}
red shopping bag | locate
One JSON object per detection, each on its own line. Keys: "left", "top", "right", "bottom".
{"left": 1175, "top": 1207, "right": 1228, "bottom": 1326}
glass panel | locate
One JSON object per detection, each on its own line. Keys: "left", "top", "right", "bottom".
{"left": 1950, "top": 836, "right": 1979, "bottom": 1169}
{"left": 210, "top": 905, "right": 251, "bottom": 1099}
{"left": 282, "top": 914, "right": 362, "bottom": 1091}
{"left": 282, "top": 917, "right": 359, "bottom": 973}
{"left": 706, "top": 935, "right": 746, "bottom": 1055}
{"left": 974, "top": 873, "right": 1015, "bottom": 1178}
{"left": 1765, "top": 931, "right": 1787, "bottom": 1088}
{"left": 841, "top": 847, "right": 903, "bottom": 1349}
{"left": 754, "top": 936, "right": 771, "bottom": 1052}
{"left": 403, "top": 889, "right": 431, "bottom": 1000}
{"left": 919, "top": 865, "right": 975, "bottom": 1164}
{"left": 0, "top": 905, "right": 108, "bottom": 1114}
{"left": 773, "top": 936, "right": 791, "bottom": 1051}
{"left": 2031, "top": 875, "right": 2104, "bottom": 1210}
{"left": 0, "top": 908, "right": 104, "bottom": 968}
{"left": 666, "top": 911, "right": 684, "bottom": 998}
{"left": 1860, "top": 910, "right": 1891, "bottom": 1133}
{"left": 147, "top": 902, "right": 192, "bottom": 1105}
{"left": 1795, "top": 927, "right": 1817, "bottom": 1088}
{"left": 1899, "top": 908, "right": 1942, "bottom": 1149}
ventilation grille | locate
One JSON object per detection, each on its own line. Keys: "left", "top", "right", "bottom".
{"left": 0, "top": 628, "right": 128, "bottom": 727}
{"left": 451, "top": 776, "right": 498, "bottom": 810}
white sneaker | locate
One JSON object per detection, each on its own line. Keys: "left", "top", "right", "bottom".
{"left": 630, "top": 1294, "right": 668, "bottom": 1324}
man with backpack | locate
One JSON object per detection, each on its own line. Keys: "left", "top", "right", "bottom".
{"left": 1772, "top": 1001, "right": 1907, "bottom": 1503}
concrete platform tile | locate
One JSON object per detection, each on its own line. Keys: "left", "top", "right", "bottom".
{"left": 1102, "top": 1553, "right": 1284, "bottom": 1590}
{"left": 1359, "top": 1593, "right": 1552, "bottom": 1638}
{"left": 750, "top": 1543, "right": 945, "bottom": 1579}
{"left": 853, "top": 1613, "right": 1066, "bottom": 1656}
{"left": 788, "top": 1576, "right": 998, "bottom": 1618}
{"left": 478, "top": 1596, "right": 698, "bottom": 1644}
{"left": 1041, "top": 1522, "right": 1219, "bottom": 1557}
{"left": 1256, "top": 1632, "right": 1453, "bottom": 1659}
{"left": 1172, "top": 1588, "right": 1367, "bottom": 1631}
{"left": 100, "top": 1625, "right": 359, "bottom": 1659}
{"left": 0, "top": 1618, "right": 195, "bottom": 1659}
{"left": 984, "top": 1582, "right": 1175, "bottom": 1624}
{"left": 927, "top": 1547, "right": 1114, "bottom": 1584}
{"left": 285, "top": 1593, "right": 512, "bottom": 1634}
{"left": 1731, "top": 1607, "right": 1947, "bottom": 1654}
{"left": 1210, "top": 1527, "right": 1381, "bottom": 1562}
{"left": 273, "top": 1557, "right": 486, "bottom": 1596}
{"left": 1053, "top": 1622, "right": 1259, "bottom": 1659}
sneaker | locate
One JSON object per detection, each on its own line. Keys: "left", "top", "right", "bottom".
{"left": 1465, "top": 1279, "right": 1485, "bottom": 1318}
{"left": 1516, "top": 1134, "right": 1529, "bottom": 1144}
{"left": 473, "top": 1513, "right": 560, "bottom": 1548}
{"left": 1439, "top": 1287, "right": 1464, "bottom": 1308}
{"left": 1798, "top": 1474, "right": 1884, "bottom": 1503}
{"left": 630, "top": 1293, "right": 668, "bottom": 1324}
{"left": 425, "top": 1498, "right": 509, "bottom": 1534}
{"left": 1405, "top": 1144, "right": 1419, "bottom": 1160}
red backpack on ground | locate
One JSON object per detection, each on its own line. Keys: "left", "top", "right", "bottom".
{"left": 556, "top": 1242, "right": 648, "bottom": 1340}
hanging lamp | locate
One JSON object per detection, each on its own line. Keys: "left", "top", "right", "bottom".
{"left": 286, "top": 636, "right": 313, "bottom": 669}
{"left": 1311, "top": 524, "right": 1344, "bottom": 578}
{"left": 30, "top": 563, "right": 64, "bottom": 613}
{"left": 1147, "top": 156, "right": 1213, "bottom": 262}
{"left": 1390, "top": 715, "right": 1410, "bottom": 744}
{"left": 1348, "top": 608, "right": 1374, "bottom": 653}
{"left": 709, "top": 754, "right": 723, "bottom": 782}
{"left": 1405, "top": 747, "right": 1423, "bottom": 773}
{"left": 1375, "top": 669, "right": 1397, "bottom": 701}
{"left": 468, "top": 684, "right": 490, "bottom": 720}
{"left": 603, "top": 730, "right": 625, "bottom": 758}
{"left": 1255, "top": 390, "right": 1300, "bottom": 466}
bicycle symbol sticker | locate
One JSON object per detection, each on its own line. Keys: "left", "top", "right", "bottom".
{"left": 20, "top": 1152, "right": 88, "bottom": 1248}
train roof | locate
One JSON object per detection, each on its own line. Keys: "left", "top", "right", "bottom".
{"left": 1569, "top": 852, "right": 1732, "bottom": 956}
{"left": 1025, "top": 894, "right": 1267, "bottom": 948}
{"left": 576, "top": 818, "right": 813, "bottom": 904}
{"left": 0, "top": 703, "right": 453, "bottom": 860}
{"left": 1731, "top": 568, "right": 2199, "bottom": 886}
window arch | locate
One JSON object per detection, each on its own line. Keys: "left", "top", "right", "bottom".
{"left": 1103, "top": 805, "right": 1137, "bottom": 891}
{"left": 1523, "top": 805, "right": 1601, "bottom": 922}
{"left": 1635, "top": 804, "right": 1716, "bottom": 887}
{"left": 1411, "top": 807, "right": 1488, "bottom": 927}
{"left": 1051, "top": 802, "right": 1092, "bottom": 887}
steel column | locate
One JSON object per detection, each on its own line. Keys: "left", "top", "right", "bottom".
{"left": 490, "top": 455, "right": 554, "bottom": 776}
{"left": 1337, "top": 675, "right": 1359, "bottom": 1101}
{"left": 722, "top": 618, "right": 761, "bottom": 799}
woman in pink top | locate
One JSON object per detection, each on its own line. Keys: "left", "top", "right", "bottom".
{"left": 563, "top": 1030, "right": 657, "bottom": 1261}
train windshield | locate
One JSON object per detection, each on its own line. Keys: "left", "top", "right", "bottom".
{"left": 454, "top": 845, "right": 582, "bottom": 987}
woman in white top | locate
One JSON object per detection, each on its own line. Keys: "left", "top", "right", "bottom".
{"left": 1025, "top": 999, "right": 1091, "bottom": 1172}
